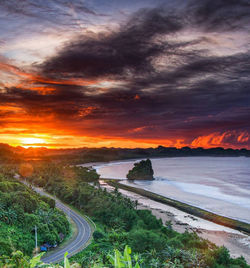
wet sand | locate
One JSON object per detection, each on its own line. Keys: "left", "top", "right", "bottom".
{"left": 100, "top": 181, "right": 250, "bottom": 263}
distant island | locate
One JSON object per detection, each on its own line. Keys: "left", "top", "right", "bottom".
{"left": 127, "top": 159, "right": 154, "bottom": 180}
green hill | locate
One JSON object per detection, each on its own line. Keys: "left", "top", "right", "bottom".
{"left": 0, "top": 166, "right": 69, "bottom": 256}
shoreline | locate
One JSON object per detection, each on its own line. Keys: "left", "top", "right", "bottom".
{"left": 99, "top": 180, "right": 250, "bottom": 263}
{"left": 90, "top": 157, "right": 250, "bottom": 225}
{"left": 107, "top": 180, "right": 250, "bottom": 235}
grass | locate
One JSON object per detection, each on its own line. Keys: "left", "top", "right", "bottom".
{"left": 107, "top": 180, "right": 250, "bottom": 235}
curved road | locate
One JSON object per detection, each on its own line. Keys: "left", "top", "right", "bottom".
{"left": 29, "top": 185, "right": 92, "bottom": 263}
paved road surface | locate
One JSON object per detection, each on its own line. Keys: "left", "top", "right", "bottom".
{"left": 25, "top": 182, "right": 92, "bottom": 263}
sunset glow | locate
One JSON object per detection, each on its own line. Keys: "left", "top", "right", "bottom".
{"left": 20, "top": 137, "right": 47, "bottom": 148}
{"left": 0, "top": 0, "right": 249, "bottom": 149}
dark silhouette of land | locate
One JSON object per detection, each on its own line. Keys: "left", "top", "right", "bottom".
{"left": 127, "top": 159, "right": 154, "bottom": 180}
{"left": 0, "top": 143, "right": 249, "bottom": 164}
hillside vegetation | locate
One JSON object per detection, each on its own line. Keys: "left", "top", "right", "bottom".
{"left": 0, "top": 166, "right": 69, "bottom": 256}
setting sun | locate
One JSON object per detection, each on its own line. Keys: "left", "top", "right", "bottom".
{"left": 20, "top": 137, "right": 47, "bottom": 148}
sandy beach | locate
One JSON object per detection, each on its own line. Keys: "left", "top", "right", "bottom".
{"left": 100, "top": 181, "right": 250, "bottom": 263}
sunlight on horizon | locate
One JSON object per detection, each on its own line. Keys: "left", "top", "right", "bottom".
{"left": 19, "top": 137, "right": 48, "bottom": 148}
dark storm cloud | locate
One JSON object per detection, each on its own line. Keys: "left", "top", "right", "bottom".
{"left": 41, "top": 0, "right": 250, "bottom": 79}
{"left": 2, "top": 50, "right": 250, "bottom": 137}
{"left": 41, "top": 8, "right": 183, "bottom": 79}
{"left": 1, "top": 0, "right": 250, "bottom": 148}
{"left": 134, "top": 52, "right": 250, "bottom": 90}
{"left": 188, "top": 0, "right": 250, "bottom": 31}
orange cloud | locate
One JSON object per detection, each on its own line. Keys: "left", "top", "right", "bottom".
{"left": 191, "top": 131, "right": 249, "bottom": 149}
{"left": 0, "top": 105, "right": 23, "bottom": 112}
{"left": 134, "top": 94, "right": 140, "bottom": 100}
{"left": 0, "top": 61, "right": 100, "bottom": 95}
{"left": 237, "top": 131, "right": 249, "bottom": 143}
{"left": 14, "top": 83, "right": 56, "bottom": 95}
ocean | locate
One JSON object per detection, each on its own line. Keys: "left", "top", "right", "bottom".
{"left": 94, "top": 157, "right": 250, "bottom": 223}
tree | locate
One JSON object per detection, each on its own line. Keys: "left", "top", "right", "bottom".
{"left": 128, "top": 229, "right": 165, "bottom": 252}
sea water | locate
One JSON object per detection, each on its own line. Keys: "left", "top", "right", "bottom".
{"left": 94, "top": 157, "right": 250, "bottom": 223}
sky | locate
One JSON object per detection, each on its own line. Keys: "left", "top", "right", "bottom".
{"left": 0, "top": 0, "right": 250, "bottom": 149}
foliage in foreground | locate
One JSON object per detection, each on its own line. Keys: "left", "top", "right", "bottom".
{"left": 0, "top": 246, "right": 140, "bottom": 268}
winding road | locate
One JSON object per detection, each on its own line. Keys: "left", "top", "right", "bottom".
{"left": 42, "top": 201, "right": 92, "bottom": 263}
{"left": 23, "top": 182, "right": 93, "bottom": 264}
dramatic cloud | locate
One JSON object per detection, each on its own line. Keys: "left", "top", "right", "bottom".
{"left": 41, "top": 8, "right": 183, "bottom": 79}
{"left": 191, "top": 131, "right": 250, "bottom": 148}
{"left": 189, "top": 0, "right": 250, "bottom": 31}
{"left": 0, "top": 0, "right": 250, "bottom": 148}
{"left": 0, "top": 0, "right": 104, "bottom": 24}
